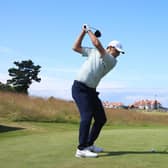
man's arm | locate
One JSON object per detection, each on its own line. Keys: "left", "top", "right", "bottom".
{"left": 72, "top": 25, "right": 106, "bottom": 56}
{"left": 72, "top": 29, "right": 86, "bottom": 54}
{"left": 87, "top": 30, "right": 106, "bottom": 57}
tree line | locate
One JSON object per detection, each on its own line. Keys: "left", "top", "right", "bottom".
{"left": 0, "top": 59, "right": 41, "bottom": 94}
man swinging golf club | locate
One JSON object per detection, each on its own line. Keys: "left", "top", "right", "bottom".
{"left": 72, "top": 24, "right": 125, "bottom": 158}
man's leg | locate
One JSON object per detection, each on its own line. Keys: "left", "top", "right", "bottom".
{"left": 87, "top": 94, "right": 107, "bottom": 146}
{"left": 72, "top": 81, "right": 94, "bottom": 150}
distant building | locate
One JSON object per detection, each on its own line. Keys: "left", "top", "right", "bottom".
{"left": 129, "top": 99, "right": 161, "bottom": 110}
{"left": 103, "top": 101, "right": 124, "bottom": 109}
{"left": 103, "top": 99, "right": 162, "bottom": 110}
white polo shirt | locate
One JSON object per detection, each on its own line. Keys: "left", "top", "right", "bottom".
{"left": 76, "top": 47, "right": 117, "bottom": 88}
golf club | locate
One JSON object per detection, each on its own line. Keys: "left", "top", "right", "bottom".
{"left": 83, "top": 25, "right": 101, "bottom": 38}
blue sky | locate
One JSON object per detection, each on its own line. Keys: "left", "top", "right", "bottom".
{"left": 0, "top": 0, "right": 168, "bottom": 106}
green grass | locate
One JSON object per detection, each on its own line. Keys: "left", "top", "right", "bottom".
{"left": 1, "top": 91, "right": 168, "bottom": 167}
{"left": 1, "top": 122, "right": 168, "bottom": 168}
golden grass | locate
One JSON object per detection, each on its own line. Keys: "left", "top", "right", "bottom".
{"left": 0, "top": 92, "right": 79, "bottom": 122}
{"left": 105, "top": 108, "right": 168, "bottom": 125}
{"left": 1, "top": 91, "right": 168, "bottom": 126}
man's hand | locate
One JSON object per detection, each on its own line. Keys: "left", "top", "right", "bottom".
{"left": 82, "top": 24, "right": 91, "bottom": 33}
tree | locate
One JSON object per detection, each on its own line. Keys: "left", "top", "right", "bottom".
{"left": 7, "top": 60, "right": 41, "bottom": 94}
{"left": 0, "top": 82, "right": 15, "bottom": 92}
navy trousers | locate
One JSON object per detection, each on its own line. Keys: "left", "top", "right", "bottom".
{"left": 72, "top": 80, "right": 107, "bottom": 150}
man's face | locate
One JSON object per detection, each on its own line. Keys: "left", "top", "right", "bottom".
{"left": 107, "top": 46, "right": 120, "bottom": 57}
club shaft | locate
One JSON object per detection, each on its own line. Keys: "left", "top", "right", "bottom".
{"left": 90, "top": 27, "right": 97, "bottom": 30}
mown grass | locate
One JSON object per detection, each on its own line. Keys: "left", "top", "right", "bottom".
{"left": 1, "top": 92, "right": 168, "bottom": 168}
{"left": 1, "top": 122, "right": 168, "bottom": 168}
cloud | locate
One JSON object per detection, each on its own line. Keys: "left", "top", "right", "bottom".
{"left": 3, "top": 72, "right": 166, "bottom": 107}
{"left": 98, "top": 86, "right": 168, "bottom": 107}
{"left": 122, "top": 88, "right": 168, "bottom": 107}
{"left": 43, "top": 67, "right": 78, "bottom": 74}
{"left": 98, "top": 80, "right": 127, "bottom": 90}
{"left": 0, "top": 73, "right": 9, "bottom": 83}
{"left": 29, "top": 75, "right": 129, "bottom": 100}
{"left": 34, "top": 76, "right": 73, "bottom": 88}
{"left": 125, "top": 95, "right": 168, "bottom": 107}
{"left": 0, "top": 46, "right": 12, "bottom": 54}
{"left": 29, "top": 76, "right": 73, "bottom": 100}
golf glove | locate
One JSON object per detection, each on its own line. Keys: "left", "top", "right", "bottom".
{"left": 83, "top": 24, "right": 91, "bottom": 33}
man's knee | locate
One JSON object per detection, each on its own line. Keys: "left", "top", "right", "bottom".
{"left": 80, "top": 118, "right": 92, "bottom": 126}
{"left": 95, "top": 116, "right": 107, "bottom": 126}
{"left": 101, "top": 116, "right": 107, "bottom": 125}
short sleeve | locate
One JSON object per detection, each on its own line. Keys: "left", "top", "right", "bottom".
{"left": 81, "top": 47, "right": 93, "bottom": 57}
{"left": 102, "top": 54, "right": 117, "bottom": 71}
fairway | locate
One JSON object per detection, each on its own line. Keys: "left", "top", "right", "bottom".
{"left": 0, "top": 122, "right": 168, "bottom": 168}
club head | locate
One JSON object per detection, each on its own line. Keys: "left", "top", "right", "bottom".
{"left": 94, "top": 30, "right": 101, "bottom": 38}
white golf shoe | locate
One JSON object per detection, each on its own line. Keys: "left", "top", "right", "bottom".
{"left": 75, "top": 149, "right": 98, "bottom": 158}
{"left": 86, "top": 145, "right": 104, "bottom": 153}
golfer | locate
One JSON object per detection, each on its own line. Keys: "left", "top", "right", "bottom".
{"left": 72, "top": 24, "right": 125, "bottom": 158}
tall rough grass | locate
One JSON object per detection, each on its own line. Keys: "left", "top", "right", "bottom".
{"left": 105, "top": 108, "right": 168, "bottom": 126}
{"left": 1, "top": 91, "right": 168, "bottom": 126}
{"left": 0, "top": 92, "right": 79, "bottom": 123}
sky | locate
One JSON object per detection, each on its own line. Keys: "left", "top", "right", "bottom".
{"left": 0, "top": 0, "right": 168, "bottom": 106}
